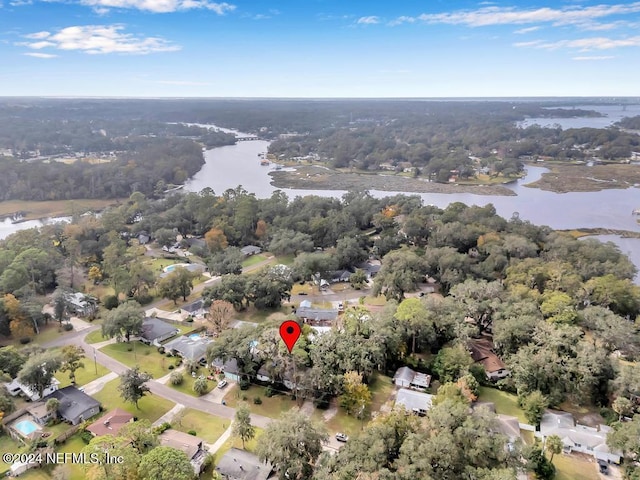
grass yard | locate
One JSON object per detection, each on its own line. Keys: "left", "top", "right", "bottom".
{"left": 224, "top": 385, "right": 296, "bottom": 419}
{"left": 233, "top": 306, "right": 289, "bottom": 324}
{"left": 171, "top": 409, "right": 228, "bottom": 443}
{"left": 55, "top": 434, "right": 88, "bottom": 480}
{"left": 369, "top": 373, "right": 395, "bottom": 412}
{"left": 92, "top": 379, "right": 175, "bottom": 424}
{"left": 275, "top": 254, "right": 295, "bottom": 266}
{"left": 363, "top": 295, "right": 387, "bottom": 306}
{"left": 312, "top": 408, "right": 362, "bottom": 438}
{"left": 553, "top": 454, "right": 600, "bottom": 480}
{"left": 14, "top": 470, "right": 52, "bottom": 480}
{"left": 241, "top": 254, "right": 268, "bottom": 268}
{"left": 0, "top": 323, "right": 75, "bottom": 348}
{"left": 84, "top": 330, "right": 110, "bottom": 344}
{"left": 291, "top": 283, "right": 315, "bottom": 295}
{"left": 169, "top": 368, "right": 214, "bottom": 397}
{"left": 478, "top": 387, "right": 527, "bottom": 423}
{"left": 0, "top": 434, "right": 25, "bottom": 456}
{"left": 100, "top": 341, "right": 172, "bottom": 379}
{"left": 57, "top": 362, "right": 111, "bottom": 388}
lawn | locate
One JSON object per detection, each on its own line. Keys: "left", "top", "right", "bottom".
{"left": 478, "top": 386, "right": 527, "bottom": 423}
{"left": 0, "top": 434, "right": 25, "bottom": 456}
{"left": 241, "top": 254, "right": 269, "bottom": 268}
{"left": 363, "top": 295, "right": 387, "bottom": 306}
{"left": 553, "top": 454, "right": 600, "bottom": 480}
{"left": 92, "top": 379, "right": 175, "bottom": 424}
{"left": 169, "top": 368, "right": 214, "bottom": 397}
{"left": 57, "top": 362, "right": 111, "bottom": 388}
{"left": 171, "top": 409, "right": 228, "bottom": 443}
{"left": 0, "top": 323, "right": 74, "bottom": 348}
{"left": 369, "top": 373, "right": 395, "bottom": 412}
{"left": 224, "top": 385, "right": 295, "bottom": 419}
{"left": 291, "top": 283, "right": 315, "bottom": 295}
{"left": 84, "top": 330, "right": 110, "bottom": 344}
{"left": 100, "top": 341, "right": 173, "bottom": 379}
{"left": 233, "top": 306, "right": 289, "bottom": 324}
{"left": 312, "top": 408, "right": 362, "bottom": 438}
{"left": 275, "top": 254, "right": 295, "bottom": 266}
{"left": 55, "top": 434, "right": 88, "bottom": 480}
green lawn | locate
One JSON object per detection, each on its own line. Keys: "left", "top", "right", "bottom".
{"left": 0, "top": 323, "right": 74, "bottom": 348}
{"left": 312, "top": 408, "right": 362, "bottom": 438}
{"left": 13, "top": 470, "right": 51, "bottom": 480}
{"left": 275, "top": 254, "right": 295, "bottom": 266}
{"left": 92, "top": 379, "right": 175, "bottom": 424}
{"left": 224, "top": 385, "right": 296, "bottom": 419}
{"left": 232, "top": 306, "right": 289, "bottom": 324}
{"left": 363, "top": 295, "right": 387, "bottom": 306}
{"left": 553, "top": 454, "right": 600, "bottom": 480}
{"left": 169, "top": 368, "right": 214, "bottom": 397}
{"left": 369, "top": 373, "right": 395, "bottom": 412}
{"left": 84, "top": 330, "right": 109, "bottom": 344}
{"left": 171, "top": 409, "right": 228, "bottom": 443}
{"left": 0, "top": 434, "right": 26, "bottom": 456}
{"left": 56, "top": 434, "right": 88, "bottom": 480}
{"left": 100, "top": 341, "right": 173, "bottom": 379}
{"left": 478, "top": 386, "right": 527, "bottom": 423}
{"left": 57, "top": 361, "right": 111, "bottom": 388}
{"left": 242, "top": 254, "right": 268, "bottom": 268}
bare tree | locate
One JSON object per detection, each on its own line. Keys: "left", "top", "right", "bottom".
{"left": 207, "top": 300, "right": 234, "bottom": 336}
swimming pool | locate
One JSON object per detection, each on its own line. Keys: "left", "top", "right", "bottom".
{"left": 13, "top": 419, "right": 40, "bottom": 436}
{"left": 163, "top": 263, "right": 191, "bottom": 273}
{"left": 189, "top": 334, "right": 201, "bottom": 340}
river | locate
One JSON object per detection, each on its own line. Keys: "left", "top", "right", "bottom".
{"left": 519, "top": 104, "right": 640, "bottom": 129}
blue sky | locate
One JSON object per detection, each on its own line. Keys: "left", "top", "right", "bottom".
{"left": 1, "top": 0, "right": 639, "bottom": 97}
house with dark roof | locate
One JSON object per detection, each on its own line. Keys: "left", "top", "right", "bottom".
{"left": 180, "top": 299, "right": 207, "bottom": 318}
{"left": 241, "top": 245, "right": 262, "bottom": 256}
{"left": 355, "top": 261, "right": 381, "bottom": 279}
{"left": 86, "top": 408, "right": 134, "bottom": 437}
{"left": 469, "top": 337, "right": 510, "bottom": 381}
{"left": 159, "top": 429, "right": 209, "bottom": 475}
{"left": 46, "top": 386, "right": 100, "bottom": 425}
{"left": 164, "top": 335, "right": 212, "bottom": 361}
{"left": 395, "top": 388, "right": 434, "bottom": 416}
{"left": 393, "top": 366, "right": 431, "bottom": 390}
{"left": 139, "top": 318, "right": 179, "bottom": 346}
{"left": 328, "top": 270, "right": 351, "bottom": 283}
{"left": 215, "top": 447, "right": 273, "bottom": 480}
{"left": 296, "top": 306, "right": 338, "bottom": 326}
{"left": 137, "top": 231, "right": 151, "bottom": 245}
{"left": 211, "top": 358, "right": 241, "bottom": 382}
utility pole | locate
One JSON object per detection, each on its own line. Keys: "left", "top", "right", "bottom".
{"left": 93, "top": 348, "right": 97, "bottom": 375}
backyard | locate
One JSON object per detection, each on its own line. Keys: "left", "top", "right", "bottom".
{"left": 553, "top": 453, "right": 600, "bottom": 480}
{"left": 92, "top": 379, "right": 175, "bottom": 423}
{"left": 477, "top": 386, "right": 527, "bottom": 423}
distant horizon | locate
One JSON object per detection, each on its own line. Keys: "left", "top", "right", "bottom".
{"left": 2, "top": 96, "right": 640, "bottom": 101}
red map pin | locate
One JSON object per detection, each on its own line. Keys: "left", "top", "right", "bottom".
{"left": 279, "top": 320, "right": 302, "bottom": 353}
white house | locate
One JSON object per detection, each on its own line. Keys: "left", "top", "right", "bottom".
{"left": 393, "top": 366, "right": 431, "bottom": 390}
{"left": 395, "top": 388, "right": 434, "bottom": 416}
{"left": 5, "top": 377, "right": 60, "bottom": 401}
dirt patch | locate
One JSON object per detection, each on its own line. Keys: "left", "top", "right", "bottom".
{"left": 269, "top": 166, "right": 516, "bottom": 196}
{"left": 524, "top": 163, "right": 640, "bottom": 193}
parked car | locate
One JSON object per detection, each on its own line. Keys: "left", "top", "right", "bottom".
{"left": 217, "top": 380, "right": 228, "bottom": 389}
{"left": 335, "top": 433, "right": 348, "bottom": 442}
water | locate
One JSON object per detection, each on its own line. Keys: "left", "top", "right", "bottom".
{"left": 582, "top": 235, "right": 640, "bottom": 283}
{"left": 13, "top": 419, "right": 39, "bottom": 436}
{"left": 519, "top": 104, "right": 640, "bottom": 130}
{"left": 0, "top": 216, "right": 71, "bottom": 241}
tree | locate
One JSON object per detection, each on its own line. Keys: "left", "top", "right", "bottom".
{"left": 0, "top": 346, "right": 26, "bottom": 377}
{"left": 395, "top": 297, "right": 433, "bottom": 354}
{"left": 118, "top": 367, "right": 151, "bottom": 409}
{"left": 102, "top": 301, "right": 144, "bottom": 342}
{"left": 232, "top": 401, "right": 255, "bottom": 449}
{"left": 207, "top": 247, "right": 244, "bottom": 276}
{"left": 373, "top": 249, "right": 426, "bottom": 301}
{"left": 60, "top": 345, "right": 85, "bottom": 384}
{"left": 540, "top": 291, "right": 577, "bottom": 324}
{"left": 524, "top": 445, "right": 556, "bottom": 480}
{"left": 207, "top": 300, "right": 233, "bottom": 336}
{"left": 522, "top": 390, "right": 549, "bottom": 427}
{"left": 613, "top": 396, "right": 634, "bottom": 421}
{"left": 268, "top": 229, "right": 314, "bottom": 256}
{"left": 340, "top": 370, "right": 372, "bottom": 417}
{"left": 118, "top": 419, "right": 158, "bottom": 454}
{"left": 193, "top": 375, "right": 208, "bottom": 395}
{"left": 82, "top": 435, "right": 141, "bottom": 480}
{"left": 170, "top": 371, "right": 183, "bottom": 385}
{"left": 4, "top": 294, "right": 34, "bottom": 339}
{"left": 18, "top": 350, "right": 62, "bottom": 400}
{"left": 154, "top": 228, "right": 176, "bottom": 248}
{"left": 0, "top": 385, "right": 15, "bottom": 418}
{"left": 157, "top": 267, "right": 195, "bottom": 303}
{"left": 52, "top": 288, "right": 70, "bottom": 325}
{"left": 138, "top": 446, "right": 195, "bottom": 480}
{"left": 349, "top": 269, "right": 368, "bottom": 290}
{"left": 433, "top": 345, "right": 473, "bottom": 383}
{"left": 203, "top": 274, "right": 248, "bottom": 311}
{"left": 608, "top": 415, "right": 640, "bottom": 478}
{"left": 256, "top": 409, "right": 328, "bottom": 480}
{"left": 545, "top": 434, "right": 563, "bottom": 462}
{"left": 46, "top": 398, "right": 60, "bottom": 414}
{"left": 334, "top": 236, "right": 368, "bottom": 270}
{"left": 247, "top": 266, "right": 293, "bottom": 310}
{"left": 88, "top": 265, "right": 103, "bottom": 284}
{"left": 204, "top": 227, "right": 228, "bottom": 253}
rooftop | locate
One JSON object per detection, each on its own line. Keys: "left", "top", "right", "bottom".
{"left": 215, "top": 447, "right": 272, "bottom": 480}
{"left": 159, "top": 429, "right": 203, "bottom": 460}
{"left": 140, "top": 317, "right": 179, "bottom": 342}
{"left": 164, "top": 335, "right": 212, "bottom": 361}
{"left": 46, "top": 386, "right": 100, "bottom": 421}
{"left": 86, "top": 408, "right": 134, "bottom": 437}
{"left": 395, "top": 388, "right": 434, "bottom": 413}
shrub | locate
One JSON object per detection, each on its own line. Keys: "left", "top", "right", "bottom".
{"left": 80, "top": 430, "right": 93, "bottom": 444}
{"left": 168, "top": 365, "right": 175, "bottom": 370}
{"left": 152, "top": 422, "right": 171, "bottom": 434}
{"left": 136, "top": 293, "right": 153, "bottom": 305}
{"left": 242, "top": 395, "right": 248, "bottom": 401}
{"left": 186, "top": 316, "right": 194, "bottom": 323}
{"left": 174, "top": 358, "right": 182, "bottom": 366}
{"left": 126, "top": 346, "right": 133, "bottom": 352}
{"left": 253, "top": 397, "right": 262, "bottom": 405}
{"left": 62, "top": 323, "right": 73, "bottom": 331}
{"left": 239, "top": 379, "right": 250, "bottom": 390}
{"left": 188, "top": 430, "right": 197, "bottom": 436}
{"left": 157, "top": 346, "right": 165, "bottom": 354}
{"left": 103, "top": 295, "right": 119, "bottom": 310}
{"left": 19, "top": 337, "right": 31, "bottom": 345}
{"left": 265, "top": 386, "right": 275, "bottom": 397}
{"left": 170, "top": 371, "right": 184, "bottom": 385}
{"left": 193, "top": 376, "right": 208, "bottom": 395}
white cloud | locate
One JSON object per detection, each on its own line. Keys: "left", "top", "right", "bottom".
{"left": 20, "top": 25, "right": 181, "bottom": 54}
{"left": 572, "top": 55, "right": 615, "bottom": 60}
{"left": 79, "top": 0, "right": 235, "bottom": 14}
{"left": 23, "top": 52, "right": 57, "bottom": 58}
{"left": 357, "top": 16, "right": 380, "bottom": 25}
{"left": 514, "top": 26, "right": 541, "bottom": 34}
{"left": 515, "top": 35, "right": 640, "bottom": 51}
{"left": 156, "top": 80, "right": 211, "bottom": 85}
{"left": 391, "top": 3, "right": 640, "bottom": 27}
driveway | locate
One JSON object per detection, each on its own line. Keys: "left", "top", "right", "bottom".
{"left": 201, "top": 381, "right": 235, "bottom": 404}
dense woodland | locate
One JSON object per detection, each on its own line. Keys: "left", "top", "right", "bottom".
{"left": 1, "top": 185, "right": 640, "bottom": 478}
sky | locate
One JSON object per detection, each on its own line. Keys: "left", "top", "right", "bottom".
{"left": 1, "top": 0, "right": 639, "bottom": 97}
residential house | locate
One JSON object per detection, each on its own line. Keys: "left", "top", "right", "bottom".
{"left": 494, "top": 414, "right": 523, "bottom": 449}
{"left": 395, "top": 388, "right": 434, "bottom": 416}
{"left": 215, "top": 447, "right": 273, "bottom": 480}
{"left": 86, "top": 408, "right": 134, "bottom": 437}
{"left": 241, "top": 245, "right": 262, "bottom": 256}
{"left": 538, "top": 410, "right": 621, "bottom": 464}
{"left": 327, "top": 270, "right": 351, "bottom": 284}
{"left": 212, "top": 358, "right": 241, "bottom": 382}
{"left": 184, "top": 237, "right": 207, "bottom": 251}
{"left": 469, "top": 338, "right": 510, "bottom": 381}
{"left": 64, "top": 292, "right": 97, "bottom": 317}
{"left": 295, "top": 306, "right": 338, "bottom": 326}
{"left": 27, "top": 402, "right": 54, "bottom": 425}
{"left": 164, "top": 335, "right": 212, "bottom": 362}
{"left": 46, "top": 386, "right": 100, "bottom": 425}
{"left": 354, "top": 261, "right": 381, "bottom": 279}
{"left": 159, "top": 429, "right": 209, "bottom": 475}
{"left": 393, "top": 367, "right": 431, "bottom": 390}
{"left": 5, "top": 377, "right": 60, "bottom": 401}
{"left": 139, "top": 317, "right": 179, "bottom": 346}
{"left": 180, "top": 299, "right": 207, "bottom": 318}
{"left": 137, "top": 231, "right": 151, "bottom": 245}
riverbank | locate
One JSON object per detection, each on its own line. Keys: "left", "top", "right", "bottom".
{"left": 0, "top": 198, "right": 124, "bottom": 222}
{"left": 523, "top": 163, "right": 640, "bottom": 193}
{"left": 269, "top": 166, "right": 517, "bottom": 196}
{"left": 562, "top": 228, "right": 640, "bottom": 239}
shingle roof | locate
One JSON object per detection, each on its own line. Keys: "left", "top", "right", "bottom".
{"left": 241, "top": 246, "right": 262, "bottom": 255}
{"left": 296, "top": 307, "right": 338, "bottom": 322}
{"left": 164, "top": 336, "right": 212, "bottom": 361}
{"left": 46, "top": 386, "right": 100, "bottom": 422}
{"left": 86, "top": 408, "right": 134, "bottom": 437}
{"left": 159, "top": 430, "right": 203, "bottom": 460}
{"left": 395, "top": 389, "right": 434, "bottom": 413}
{"left": 180, "top": 299, "right": 204, "bottom": 313}
{"left": 215, "top": 448, "right": 272, "bottom": 480}
{"left": 140, "top": 318, "right": 179, "bottom": 342}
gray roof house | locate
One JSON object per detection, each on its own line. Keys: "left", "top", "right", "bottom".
{"left": 538, "top": 410, "right": 622, "bottom": 464}
{"left": 180, "top": 299, "right": 207, "bottom": 317}
{"left": 393, "top": 367, "right": 431, "bottom": 390}
{"left": 328, "top": 270, "right": 352, "bottom": 283}
{"left": 159, "top": 429, "right": 209, "bottom": 475}
{"left": 215, "top": 448, "right": 273, "bottom": 480}
{"left": 139, "top": 318, "right": 179, "bottom": 346}
{"left": 296, "top": 306, "right": 338, "bottom": 326}
{"left": 164, "top": 335, "right": 212, "bottom": 361}
{"left": 395, "top": 388, "right": 434, "bottom": 416}
{"left": 46, "top": 386, "right": 100, "bottom": 425}
{"left": 241, "top": 245, "right": 262, "bottom": 256}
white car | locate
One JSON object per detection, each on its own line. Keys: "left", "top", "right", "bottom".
{"left": 335, "top": 433, "right": 348, "bottom": 442}
{"left": 217, "top": 380, "right": 228, "bottom": 389}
